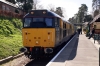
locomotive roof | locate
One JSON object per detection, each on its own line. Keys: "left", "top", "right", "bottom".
{"left": 24, "top": 10, "right": 62, "bottom": 18}
{"left": 24, "top": 9, "right": 72, "bottom": 24}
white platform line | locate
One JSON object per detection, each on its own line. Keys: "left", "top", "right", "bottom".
{"left": 46, "top": 34, "right": 77, "bottom": 66}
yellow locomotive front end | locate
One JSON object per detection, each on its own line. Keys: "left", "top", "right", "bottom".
{"left": 22, "top": 28, "right": 55, "bottom": 47}
{"left": 22, "top": 28, "right": 55, "bottom": 58}
{"left": 22, "top": 28, "right": 55, "bottom": 56}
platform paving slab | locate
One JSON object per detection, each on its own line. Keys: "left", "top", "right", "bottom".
{"left": 49, "top": 34, "right": 99, "bottom": 66}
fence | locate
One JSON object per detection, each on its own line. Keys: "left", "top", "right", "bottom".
{"left": 93, "top": 34, "right": 100, "bottom": 43}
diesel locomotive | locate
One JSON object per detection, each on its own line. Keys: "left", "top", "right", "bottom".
{"left": 21, "top": 10, "right": 75, "bottom": 59}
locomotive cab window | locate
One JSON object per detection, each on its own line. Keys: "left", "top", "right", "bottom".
{"left": 30, "top": 18, "right": 45, "bottom": 28}
{"left": 33, "top": 18, "right": 44, "bottom": 22}
{"left": 45, "top": 18, "right": 53, "bottom": 27}
{"left": 24, "top": 17, "right": 54, "bottom": 28}
{"left": 24, "top": 18, "right": 32, "bottom": 27}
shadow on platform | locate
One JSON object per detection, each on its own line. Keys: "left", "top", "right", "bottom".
{"left": 68, "top": 35, "right": 79, "bottom": 60}
{"left": 53, "top": 34, "right": 79, "bottom": 62}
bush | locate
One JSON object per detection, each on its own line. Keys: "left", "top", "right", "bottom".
{"left": 0, "top": 16, "right": 22, "bottom": 36}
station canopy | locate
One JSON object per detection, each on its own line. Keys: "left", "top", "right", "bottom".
{"left": 74, "top": 23, "right": 83, "bottom": 26}
{"left": 90, "top": 14, "right": 100, "bottom": 24}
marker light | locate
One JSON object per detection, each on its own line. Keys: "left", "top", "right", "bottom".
{"left": 43, "top": 11, "right": 46, "bottom": 14}
{"left": 31, "top": 12, "right": 34, "bottom": 14}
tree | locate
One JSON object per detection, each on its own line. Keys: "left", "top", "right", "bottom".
{"left": 92, "top": 0, "right": 96, "bottom": 2}
{"left": 68, "top": 18, "right": 72, "bottom": 22}
{"left": 55, "top": 7, "right": 64, "bottom": 17}
{"left": 47, "top": 4, "right": 56, "bottom": 12}
{"left": 36, "top": 4, "right": 44, "bottom": 9}
{"left": 68, "top": 16, "right": 75, "bottom": 24}
{"left": 16, "top": 0, "right": 33, "bottom": 13}
{"left": 68, "top": 3, "right": 90, "bottom": 31}
{"left": 6, "top": 0, "right": 34, "bottom": 13}
{"left": 33, "top": 0, "right": 38, "bottom": 10}
{"left": 93, "top": 10, "right": 99, "bottom": 17}
{"left": 68, "top": 13, "right": 79, "bottom": 24}
{"left": 77, "top": 4, "right": 88, "bottom": 23}
{"left": 74, "top": 13, "right": 79, "bottom": 23}
{"left": 68, "top": 4, "right": 88, "bottom": 24}
{"left": 84, "top": 15, "right": 93, "bottom": 22}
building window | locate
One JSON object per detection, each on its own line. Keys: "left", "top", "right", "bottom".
{"left": 2, "top": 5, "right": 5, "bottom": 11}
{"left": 6, "top": 7, "right": 10, "bottom": 11}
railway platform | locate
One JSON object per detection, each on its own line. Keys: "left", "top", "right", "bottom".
{"left": 46, "top": 33, "right": 99, "bottom": 66}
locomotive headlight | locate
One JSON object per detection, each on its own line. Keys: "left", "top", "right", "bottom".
{"left": 36, "top": 41, "right": 39, "bottom": 44}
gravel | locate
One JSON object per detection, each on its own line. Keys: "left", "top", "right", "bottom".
{"left": 1, "top": 56, "right": 30, "bottom": 66}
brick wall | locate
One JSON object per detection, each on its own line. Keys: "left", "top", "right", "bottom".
{"left": 0, "top": 1, "right": 24, "bottom": 19}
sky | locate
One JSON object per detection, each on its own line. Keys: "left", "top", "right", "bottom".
{"left": 39, "top": 0, "right": 92, "bottom": 19}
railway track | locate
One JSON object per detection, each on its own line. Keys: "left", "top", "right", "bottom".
{"left": 25, "top": 57, "right": 51, "bottom": 66}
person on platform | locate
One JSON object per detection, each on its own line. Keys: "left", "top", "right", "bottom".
{"left": 88, "top": 28, "right": 95, "bottom": 39}
{"left": 77, "top": 28, "right": 82, "bottom": 35}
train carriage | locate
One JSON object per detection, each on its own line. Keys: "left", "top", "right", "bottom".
{"left": 21, "top": 10, "right": 75, "bottom": 59}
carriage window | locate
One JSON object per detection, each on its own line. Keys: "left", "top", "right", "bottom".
{"left": 33, "top": 18, "right": 44, "bottom": 22}
{"left": 45, "top": 18, "right": 52, "bottom": 26}
{"left": 24, "top": 18, "right": 31, "bottom": 27}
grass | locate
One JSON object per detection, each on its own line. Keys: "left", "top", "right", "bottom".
{"left": 0, "top": 34, "right": 22, "bottom": 59}
{"left": 0, "top": 16, "right": 23, "bottom": 60}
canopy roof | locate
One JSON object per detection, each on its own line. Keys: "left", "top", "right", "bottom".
{"left": 90, "top": 14, "right": 100, "bottom": 24}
